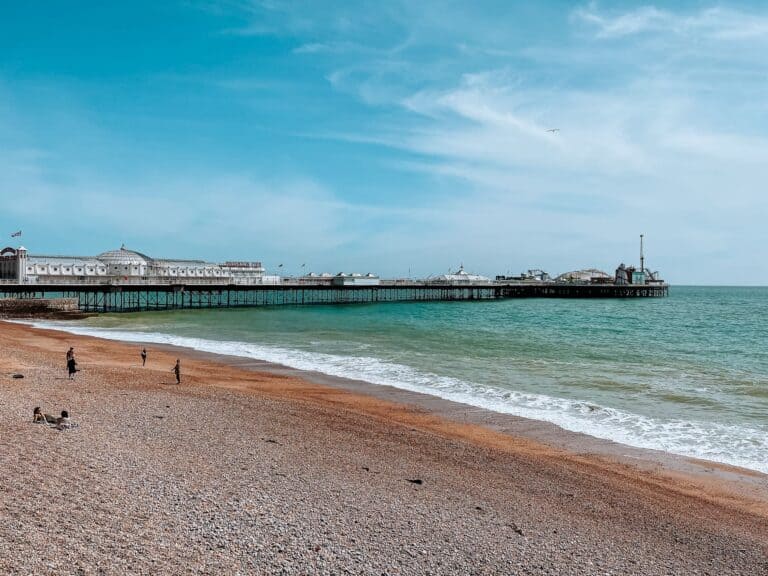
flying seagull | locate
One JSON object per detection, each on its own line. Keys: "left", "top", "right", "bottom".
{"left": 545, "top": 128, "right": 560, "bottom": 133}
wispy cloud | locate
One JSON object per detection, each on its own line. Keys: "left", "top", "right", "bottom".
{"left": 573, "top": 5, "right": 669, "bottom": 38}
{"left": 0, "top": 155, "right": 384, "bottom": 268}
{"left": 574, "top": 3, "right": 768, "bottom": 40}
{"left": 400, "top": 72, "right": 655, "bottom": 176}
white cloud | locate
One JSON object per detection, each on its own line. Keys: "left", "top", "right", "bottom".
{"left": 574, "top": 4, "right": 768, "bottom": 40}
{"left": 574, "top": 5, "right": 670, "bottom": 38}
{"left": 2, "top": 173, "right": 355, "bottom": 268}
{"left": 401, "top": 73, "right": 655, "bottom": 175}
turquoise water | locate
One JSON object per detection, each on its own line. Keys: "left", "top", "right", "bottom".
{"left": 37, "top": 286, "right": 768, "bottom": 473}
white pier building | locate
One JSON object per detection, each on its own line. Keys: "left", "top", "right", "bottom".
{"left": 428, "top": 265, "right": 490, "bottom": 285}
{"left": 0, "top": 245, "right": 281, "bottom": 285}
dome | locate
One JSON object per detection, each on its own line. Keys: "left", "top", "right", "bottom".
{"left": 555, "top": 268, "right": 612, "bottom": 283}
{"left": 433, "top": 265, "right": 490, "bottom": 283}
{"left": 97, "top": 245, "right": 152, "bottom": 266}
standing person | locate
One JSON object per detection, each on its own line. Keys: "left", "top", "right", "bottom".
{"left": 66, "top": 347, "right": 74, "bottom": 367}
{"left": 67, "top": 355, "right": 78, "bottom": 380}
{"left": 172, "top": 359, "right": 181, "bottom": 384}
{"left": 141, "top": 348, "right": 147, "bottom": 367}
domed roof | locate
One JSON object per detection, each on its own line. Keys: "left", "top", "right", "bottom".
{"left": 555, "top": 268, "right": 612, "bottom": 282}
{"left": 97, "top": 245, "right": 152, "bottom": 265}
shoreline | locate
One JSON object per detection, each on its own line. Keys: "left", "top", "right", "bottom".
{"left": 15, "top": 319, "right": 768, "bottom": 486}
{"left": 2, "top": 319, "right": 767, "bottom": 573}
{"left": 154, "top": 342, "right": 768, "bottom": 490}
{"left": 16, "top": 317, "right": 768, "bottom": 481}
{"left": 7, "top": 319, "right": 768, "bottom": 513}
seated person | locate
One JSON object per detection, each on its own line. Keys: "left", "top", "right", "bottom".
{"left": 32, "top": 406, "right": 57, "bottom": 424}
{"left": 56, "top": 410, "right": 73, "bottom": 430}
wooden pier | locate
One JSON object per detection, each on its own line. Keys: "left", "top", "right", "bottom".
{"left": 0, "top": 281, "right": 668, "bottom": 313}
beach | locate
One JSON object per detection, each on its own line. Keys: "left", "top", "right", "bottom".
{"left": 1, "top": 320, "right": 767, "bottom": 575}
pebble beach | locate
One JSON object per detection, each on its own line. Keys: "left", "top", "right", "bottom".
{"left": 1, "top": 320, "right": 767, "bottom": 575}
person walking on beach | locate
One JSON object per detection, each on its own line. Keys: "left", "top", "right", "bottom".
{"left": 141, "top": 348, "right": 147, "bottom": 367}
{"left": 172, "top": 359, "right": 181, "bottom": 384}
{"left": 67, "top": 355, "right": 78, "bottom": 380}
{"left": 65, "top": 347, "right": 74, "bottom": 368}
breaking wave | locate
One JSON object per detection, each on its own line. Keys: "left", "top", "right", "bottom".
{"left": 25, "top": 319, "right": 768, "bottom": 475}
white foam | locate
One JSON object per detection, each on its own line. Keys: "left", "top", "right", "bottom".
{"left": 26, "top": 320, "right": 768, "bottom": 474}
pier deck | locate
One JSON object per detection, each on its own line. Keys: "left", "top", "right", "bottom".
{"left": 0, "top": 282, "right": 668, "bottom": 313}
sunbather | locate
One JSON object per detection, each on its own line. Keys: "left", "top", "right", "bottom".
{"left": 32, "top": 406, "right": 57, "bottom": 424}
{"left": 56, "top": 410, "right": 73, "bottom": 430}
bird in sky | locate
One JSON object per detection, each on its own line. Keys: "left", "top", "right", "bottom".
{"left": 545, "top": 128, "right": 560, "bottom": 133}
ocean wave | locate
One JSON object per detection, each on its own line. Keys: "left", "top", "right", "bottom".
{"left": 25, "top": 319, "right": 768, "bottom": 474}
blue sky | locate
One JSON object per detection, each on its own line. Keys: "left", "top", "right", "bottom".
{"left": 1, "top": 1, "right": 767, "bottom": 284}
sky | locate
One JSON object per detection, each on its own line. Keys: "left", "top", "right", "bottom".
{"left": 1, "top": 1, "right": 767, "bottom": 284}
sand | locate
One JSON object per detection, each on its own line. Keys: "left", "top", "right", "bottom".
{"left": 0, "top": 320, "right": 766, "bottom": 575}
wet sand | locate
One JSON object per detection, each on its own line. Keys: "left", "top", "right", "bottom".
{"left": 1, "top": 320, "right": 767, "bottom": 575}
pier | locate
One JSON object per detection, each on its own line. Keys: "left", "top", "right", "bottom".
{"left": 0, "top": 242, "right": 669, "bottom": 313}
{"left": 0, "top": 281, "right": 668, "bottom": 313}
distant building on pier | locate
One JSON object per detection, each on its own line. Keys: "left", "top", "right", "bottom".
{"left": 0, "top": 245, "right": 281, "bottom": 285}
{"left": 429, "top": 265, "right": 490, "bottom": 285}
{"left": 555, "top": 268, "right": 613, "bottom": 284}
{"left": 615, "top": 263, "right": 663, "bottom": 286}
{"left": 496, "top": 269, "right": 550, "bottom": 282}
{"left": 332, "top": 272, "right": 380, "bottom": 286}
{"left": 295, "top": 272, "right": 381, "bottom": 286}
{"left": 296, "top": 272, "right": 335, "bottom": 285}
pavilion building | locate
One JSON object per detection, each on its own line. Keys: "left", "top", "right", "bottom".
{"left": 0, "top": 245, "right": 280, "bottom": 285}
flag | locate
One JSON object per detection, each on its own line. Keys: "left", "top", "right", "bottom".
{"left": 10, "top": 230, "right": 21, "bottom": 238}
{"left": 278, "top": 264, "right": 283, "bottom": 268}
{"left": 301, "top": 263, "right": 305, "bottom": 268}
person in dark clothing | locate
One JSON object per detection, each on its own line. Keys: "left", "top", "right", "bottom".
{"left": 33, "top": 406, "right": 57, "bottom": 424}
{"left": 172, "top": 359, "right": 181, "bottom": 384}
{"left": 67, "top": 356, "right": 78, "bottom": 380}
{"left": 141, "top": 348, "right": 147, "bottom": 367}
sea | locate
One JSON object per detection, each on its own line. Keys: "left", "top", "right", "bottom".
{"left": 30, "top": 286, "right": 768, "bottom": 474}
